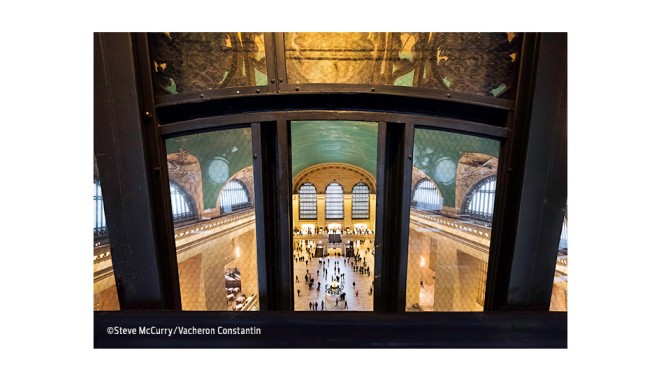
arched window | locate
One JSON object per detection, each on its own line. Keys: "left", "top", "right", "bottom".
{"left": 325, "top": 182, "right": 344, "bottom": 219}
{"left": 351, "top": 182, "right": 370, "bottom": 219}
{"left": 462, "top": 175, "right": 496, "bottom": 222}
{"left": 94, "top": 178, "right": 107, "bottom": 237}
{"left": 299, "top": 182, "right": 317, "bottom": 219}
{"left": 220, "top": 179, "right": 251, "bottom": 214}
{"left": 170, "top": 182, "right": 197, "bottom": 222}
{"left": 411, "top": 178, "right": 443, "bottom": 212}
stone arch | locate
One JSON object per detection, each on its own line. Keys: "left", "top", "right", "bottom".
{"left": 455, "top": 152, "right": 498, "bottom": 211}
{"left": 292, "top": 162, "right": 376, "bottom": 193}
{"left": 167, "top": 149, "right": 204, "bottom": 216}
{"left": 215, "top": 166, "right": 255, "bottom": 210}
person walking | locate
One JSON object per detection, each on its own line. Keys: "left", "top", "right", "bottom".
{"left": 309, "top": 302, "right": 312, "bottom": 311}
{"left": 353, "top": 281, "right": 355, "bottom": 289}
{"left": 336, "top": 298, "right": 339, "bottom": 308}
{"left": 321, "top": 300, "right": 324, "bottom": 311}
{"left": 295, "top": 275, "right": 299, "bottom": 283}
{"left": 356, "top": 290, "right": 359, "bottom": 298}
{"left": 344, "top": 300, "right": 348, "bottom": 309}
{"left": 297, "top": 288, "right": 301, "bottom": 297}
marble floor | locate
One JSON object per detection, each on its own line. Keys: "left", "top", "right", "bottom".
{"left": 293, "top": 239, "right": 375, "bottom": 311}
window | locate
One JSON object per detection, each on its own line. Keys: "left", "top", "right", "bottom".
{"left": 220, "top": 179, "right": 251, "bottom": 214}
{"left": 94, "top": 178, "right": 107, "bottom": 238}
{"left": 463, "top": 175, "right": 497, "bottom": 223}
{"left": 299, "top": 182, "right": 317, "bottom": 219}
{"left": 411, "top": 178, "right": 443, "bottom": 212}
{"left": 170, "top": 182, "right": 196, "bottom": 222}
{"left": 351, "top": 182, "right": 370, "bottom": 219}
{"left": 325, "top": 182, "right": 344, "bottom": 219}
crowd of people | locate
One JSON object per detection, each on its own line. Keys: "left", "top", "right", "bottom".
{"left": 293, "top": 238, "right": 374, "bottom": 311}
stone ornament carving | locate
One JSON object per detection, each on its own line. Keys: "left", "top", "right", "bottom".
{"left": 455, "top": 152, "right": 498, "bottom": 211}
{"left": 167, "top": 148, "right": 204, "bottom": 215}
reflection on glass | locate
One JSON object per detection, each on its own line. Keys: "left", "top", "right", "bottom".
{"left": 150, "top": 32, "right": 267, "bottom": 95}
{"left": 284, "top": 32, "right": 519, "bottom": 98}
{"left": 550, "top": 210, "right": 568, "bottom": 311}
{"left": 93, "top": 160, "right": 119, "bottom": 310}
{"left": 406, "top": 127, "right": 500, "bottom": 311}
{"left": 291, "top": 121, "right": 378, "bottom": 311}
{"left": 165, "top": 127, "right": 259, "bottom": 311}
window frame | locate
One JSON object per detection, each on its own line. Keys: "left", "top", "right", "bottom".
{"left": 93, "top": 32, "right": 567, "bottom": 348}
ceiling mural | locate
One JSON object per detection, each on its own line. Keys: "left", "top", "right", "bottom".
{"left": 165, "top": 127, "right": 254, "bottom": 210}
{"left": 413, "top": 128, "right": 499, "bottom": 207}
{"left": 291, "top": 121, "right": 379, "bottom": 178}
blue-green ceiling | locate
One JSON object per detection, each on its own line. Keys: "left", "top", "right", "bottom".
{"left": 166, "top": 127, "right": 253, "bottom": 209}
{"left": 163, "top": 123, "right": 499, "bottom": 211}
{"left": 291, "top": 121, "right": 379, "bottom": 177}
{"left": 413, "top": 128, "right": 499, "bottom": 207}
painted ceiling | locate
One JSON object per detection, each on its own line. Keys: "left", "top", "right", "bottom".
{"left": 291, "top": 121, "right": 379, "bottom": 177}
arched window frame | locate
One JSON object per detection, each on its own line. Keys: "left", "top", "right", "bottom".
{"left": 461, "top": 175, "right": 497, "bottom": 224}
{"left": 325, "top": 181, "right": 344, "bottom": 220}
{"left": 299, "top": 182, "right": 317, "bottom": 220}
{"left": 351, "top": 182, "right": 370, "bottom": 219}
{"left": 170, "top": 181, "right": 197, "bottom": 222}
{"left": 411, "top": 178, "right": 443, "bottom": 212}
{"left": 94, "top": 178, "right": 107, "bottom": 238}
{"left": 219, "top": 179, "right": 252, "bottom": 214}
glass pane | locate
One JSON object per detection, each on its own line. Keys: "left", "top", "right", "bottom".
{"left": 551, "top": 207, "right": 568, "bottom": 311}
{"left": 291, "top": 121, "right": 378, "bottom": 311}
{"left": 93, "top": 158, "right": 119, "bottom": 310}
{"left": 150, "top": 32, "right": 267, "bottom": 95}
{"left": 406, "top": 127, "right": 500, "bottom": 311}
{"left": 284, "top": 32, "right": 519, "bottom": 99}
{"left": 165, "top": 127, "right": 259, "bottom": 311}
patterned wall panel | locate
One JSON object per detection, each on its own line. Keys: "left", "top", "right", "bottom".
{"left": 285, "top": 32, "right": 519, "bottom": 98}
{"left": 150, "top": 32, "right": 267, "bottom": 95}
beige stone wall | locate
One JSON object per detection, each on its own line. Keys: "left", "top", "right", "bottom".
{"left": 233, "top": 229, "right": 259, "bottom": 301}
{"left": 550, "top": 281, "right": 568, "bottom": 311}
{"left": 406, "top": 217, "right": 490, "bottom": 311}
{"left": 94, "top": 274, "right": 119, "bottom": 311}
{"left": 178, "top": 254, "right": 206, "bottom": 310}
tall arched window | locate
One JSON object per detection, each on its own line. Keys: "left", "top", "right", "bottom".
{"left": 351, "top": 182, "right": 370, "bottom": 219}
{"left": 299, "top": 182, "right": 317, "bottom": 219}
{"left": 94, "top": 178, "right": 107, "bottom": 237}
{"left": 411, "top": 178, "right": 443, "bottom": 212}
{"left": 220, "top": 179, "right": 251, "bottom": 214}
{"left": 325, "top": 182, "right": 344, "bottom": 219}
{"left": 462, "top": 175, "right": 496, "bottom": 222}
{"left": 170, "top": 182, "right": 196, "bottom": 222}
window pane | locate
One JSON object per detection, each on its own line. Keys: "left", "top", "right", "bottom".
{"left": 284, "top": 32, "right": 519, "bottom": 99}
{"left": 165, "top": 127, "right": 259, "bottom": 311}
{"left": 351, "top": 183, "right": 370, "bottom": 219}
{"left": 551, "top": 208, "right": 568, "bottom": 311}
{"left": 325, "top": 182, "right": 344, "bottom": 219}
{"left": 150, "top": 32, "right": 268, "bottom": 96}
{"left": 299, "top": 183, "right": 317, "bottom": 219}
{"left": 291, "top": 121, "right": 378, "bottom": 312}
{"left": 406, "top": 127, "right": 500, "bottom": 311}
{"left": 93, "top": 159, "right": 119, "bottom": 310}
